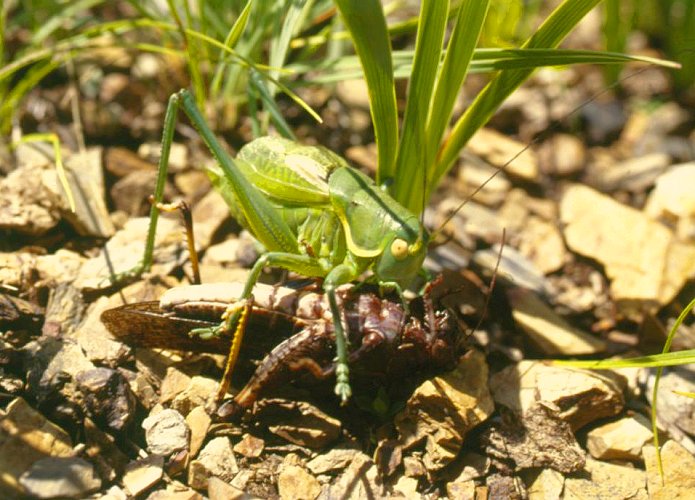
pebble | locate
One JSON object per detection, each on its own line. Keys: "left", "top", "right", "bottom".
{"left": 207, "top": 477, "right": 250, "bottom": 500}
{"left": 446, "top": 480, "right": 476, "bottom": 500}
{"left": 170, "top": 376, "right": 219, "bottom": 416}
{"left": 539, "top": 133, "right": 586, "bottom": 176}
{"left": 395, "top": 350, "right": 494, "bottom": 472}
{"left": 595, "top": 152, "right": 670, "bottom": 192}
{"left": 466, "top": 127, "right": 539, "bottom": 181}
{"left": 142, "top": 408, "right": 190, "bottom": 456}
{"left": 233, "top": 433, "right": 264, "bottom": 459}
{"left": 306, "top": 448, "right": 360, "bottom": 475}
{"left": 256, "top": 399, "right": 341, "bottom": 449}
{"left": 75, "top": 367, "right": 137, "bottom": 432}
{"left": 19, "top": 456, "right": 101, "bottom": 499}
{"left": 526, "top": 468, "right": 564, "bottom": 500}
{"left": 188, "top": 437, "right": 239, "bottom": 491}
{"left": 586, "top": 415, "right": 653, "bottom": 461}
{"left": 321, "top": 452, "right": 380, "bottom": 500}
{"left": 645, "top": 161, "right": 695, "bottom": 239}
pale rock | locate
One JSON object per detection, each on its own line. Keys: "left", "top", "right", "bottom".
{"left": 446, "top": 480, "right": 476, "bottom": 500}
{"left": 35, "top": 249, "right": 86, "bottom": 285}
{"left": 508, "top": 288, "right": 606, "bottom": 355}
{"left": 160, "top": 367, "right": 192, "bottom": 404}
{"left": 171, "top": 376, "right": 219, "bottom": 416}
{"left": 122, "top": 455, "right": 164, "bottom": 496}
{"left": 138, "top": 141, "right": 188, "bottom": 171}
{"left": 516, "top": 216, "right": 566, "bottom": 274}
{"left": 75, "top": 217, "right": 185, "bottom": 292}
{"left": 72, "top": 296, "right": 132, "bottom": 366}
{"left": 647, "top": 366, "right": 695, "bottom": 440}
{"left": 393, "top": 476, "right": 419, "bottom": 498}
{"left": 203, "top": 238, "right": 243, "bottom": 267}
{"left": 191, "top": 188, "right": 233, "bottom": 250}
{"left": 395, "top": 350, "right": 494, "bottom": 471}
{"left": 457, "top": 159, "right": 511, "bottom": 206}
{"left": 142, "top": 408, "right": 190, "bottom": 456}
{"left": 186, "top": 406, "right": 211, "bottom": 458}
{"left": 188, "top": 437, "right": 238, "bottom": 491}
{"left": 259, "top": 400, "right": 341, "bottom": 449}
{"left": 437, "top": 198, "right": 504, "bottom": 247}
{"left": 233, "top": 433, "right": 264, "bottom": 459}
{"left": 473, "top": 245, "right": 552, "bottom": 295}
{"left": 595, "top": 152, "right": 670, "bottom": 192}
{"left": 321, "top": 452, "right": 380, "bottom": 500}
{"left": 560, "top": 184, "right": 695, "bottom": 311}
{"left": 100, "top": 485, "right": 129, "bottom": 500}
{"left": 335, "top": 79, "right": 370, "bottom": 109}
{"left": 563, "top": 458, "right": 647, "bottom": 500}
{"left": 277, "top": 464, "right": 321, "bottom": 500}
{"left": 451, "top": 452, "right": 490, "bottom": 482}
{"left": 526, "top": 468, "right": 564, "bottom": 500}
{"left": 132, "top": 53, "right": 163, "bottom": 79}
{"left": 58, "top": 147, "right": 115, "bottom": 237}
{"left": 489, "top": 361, "right": 624, "bottom": 430}
{"left": 467, "top": 127, "right": 539, "bottom": 181}
{"left": 540, "top": 133, "right": 586, "bottom": 176}
{"left": 19, "top": 456, "right": 101, "bottom": 499}
{"left": 146, "top": 482, "right": 204, "bottom": 500}
{"left": 402, "top": 456, "right": 427, "bottom": 478}
{"left": 0, "top": 398, "right": 73, "bottom": 497}
{"left": 0, "top": 162, "right": 62, "bottom": 235}
{"left": 645, "top": 162, "right": 695, "bottom": 239}
{"left": 644, "top": 440, "right": 695, "bottom": 498}
{"left": 110, "top": 170, "right": 160, "bottom": 215}
{"left": 207, "top": 477, "right": 250, "bottom": 500}
{"left": 307, "top": 448, "right": 360, "bottom": 475}
{"left": 586, "top": 415, "right": 653, "bottom": 461}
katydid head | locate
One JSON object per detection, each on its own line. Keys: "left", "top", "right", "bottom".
{"left": 374, "top": 216, "right": 428, "bottom": 287}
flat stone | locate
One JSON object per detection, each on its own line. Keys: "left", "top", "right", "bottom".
{"left": 75, "top": 367, "right": 137, "bottom": 432}
{"left": 233, "top": 433, "right": 264, "bottom": 459}
{"left": 645, "top": 162, "right": 695, "bottom": 239}
{"left": 446, "top": 480, "right": 476, "bottom": 500}
{"left": 19, "top": 456, "right": 101, "bottom": 499}
{"left": 0, "top": 398, "right": 73, "bottom": 497}
{"left": 586, "top": 415, "right": 653, "bottom": 461}
{"left": 508, "top": 288, "right": 606, "bottom": 355}
{"left": 564, "top": 458, "right": 647, "bottom": 500}
{"left": 122, "top": 455, "right": 164, "bottom": 496}
{"left": 186, "top": 406, "right": 211, "bottom": 458}
{"left": 321, "top": 452, "right": 380, "bottom": 500}
{"left": 539, "top": 133, "right": 586, "bottom": 176}
{"left": 207, "top": 477, "right": 250, "bottom": 500}
{"left": 595, "top": 152, "right": 670, "bottom": 192}
{"left": 467, "top": 127, "right": 539, "bottom": 181}
{"left": 489, "top": 361, "right": 624, "bottom": 430}
{"left": 395, "top": 350, "right": 494, "bottom": 471}
{"left": 526, "top": 469, "right": 564, "bottom": 500}
{"left": 142, "top": 408, "right": 190, "bottom": 456}
{"left": 256, "top": 400, "right": 341, "bottom": 449}
{"left": 457, "top": 159, "right": 511, "bottom": 206}
{"left": 188, "top": 437, "right": 239, "bottom": 491}
{"left": 277, "top": 464, "right": 321, "bottom": 500}
{"left": 146, "top": 482, "right": 204, "bottom": 500}
{"left": 170, "top": 376, "right": 219, "bottom": 417}
{"left": 561, "top": 184, "right": 695, "bottom": 312}
{"left": 306, "top": 448, "right": 360, "bottom": 475}
{"left": 644, "top": 440, "right": 695, "bottom": 498}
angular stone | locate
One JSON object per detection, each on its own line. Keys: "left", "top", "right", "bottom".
{"left": 207, "top": 477, "right": 249, "bottom": 500}
{"left": 186, "top": 406, "right": 211, "bottom": 459}
{"left": 170, "top": 376, "right": 219, "bottom": 417}
{"left": 322, "top": 452, "right": 380, "bottom": 500}
{"left": 586, "top": 415, "right": 653, "bottom": 461}
{"left": 233, "top": 433, "right": 264, "bottom": 459}
{"left": 644, "top": 440, "right": 695, "bottom": 498}
{"left": 526, "top": 469, "right": 564, "bottom": 500}
{"left": 489, "top": 361, "right": 624, "bottom": 430}
{"left": 277, "top": 464, "right": 321, "bottom": 500}
{"left": 395, "top": 350, "right": 494, "bottom": 471}
{"left": 188, "top": 437, "right": 238, "bottom": 491}
{"left": 564, "top": 458, "right": 647, "bottom": 500}
{"left": 256, "top": 400, "right": 341, "bottom": 449}
{"left": 645, "top": 162, "right": 695, "bottom": 239}
{"left": 306, "top": 448, "right": 360, "bottom": 475}
{"left": 467, "top": 127, "right": 539, "bottom": 181}
{"left": 0, "top": 398, "right": 73, "bottom": 497}
{"left": 123, "top": 455, "right": 164, "bottom": 496}
{"left": 560, "top": 184, "right": 695, "bottom": 312}
{"left": 19, "top": 456, "right": 101, "bottom": 499}
{"left": 508, "top": 288, "right": 606, "bottom": 355}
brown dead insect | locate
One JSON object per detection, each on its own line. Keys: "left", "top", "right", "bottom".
{"left": 101, "top": 276, "right": 476, "bottom": 419}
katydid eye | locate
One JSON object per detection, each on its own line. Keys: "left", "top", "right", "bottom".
{"left": 391, "top": 238, "right": 408, "bottom": 260}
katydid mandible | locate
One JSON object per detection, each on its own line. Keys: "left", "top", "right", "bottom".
{"left": 123, "top": 89, "right": 428, "bottom": 403}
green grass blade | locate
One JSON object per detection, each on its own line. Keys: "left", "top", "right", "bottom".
{"left": 334, "top": 0, "right": 398, "bottom": 184}
{"left": 431, "top": 0, "right": 602, "bottom": 193}
{"left": 31, "top": 0, "right": 104, "bottom": 45}
{"left": 391, "top": 0, "right": 449, "bottom": 210}
{"left": 250, "top": 69, "right": 297, "bottom": 140}
{"left": 553, "top": 349, "right": 695, "bottom": 369}
{"left": 269, "top": 0, "right": 311, "bottom": 95}
{"left": 210, "top": 0, "right": 254, "bottom": 99}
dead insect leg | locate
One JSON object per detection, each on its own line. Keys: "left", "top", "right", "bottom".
{"left": 215, "top": 294, "right": 255, "bottom": 402}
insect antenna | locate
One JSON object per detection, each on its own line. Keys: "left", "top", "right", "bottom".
{"left": 428, "top": 66, "right": 654, "bottom": 242}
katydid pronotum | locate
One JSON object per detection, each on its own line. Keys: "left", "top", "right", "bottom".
{"left": 116, "top": 89, "right": 429, "bottom": 404}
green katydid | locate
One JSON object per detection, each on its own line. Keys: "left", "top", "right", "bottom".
{"left": 121, "top": 88, "right": 428, "bottom": 403}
